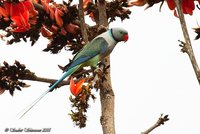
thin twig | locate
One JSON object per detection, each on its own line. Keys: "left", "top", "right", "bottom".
{"left": 141, "top": 114, "right": 169, "bottom": 134}
{"left": 21, "top": 69, "right": 93, "bottom": 88}
{"left": 174, "top": 0, "right": 200, "bottom": 84}
{"left": 24, "top": 75, "right": 70, "bottom": 87}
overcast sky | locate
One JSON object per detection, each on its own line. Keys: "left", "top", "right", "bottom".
{"left": 1, "top": 2, "right": 200, "bottom": 134}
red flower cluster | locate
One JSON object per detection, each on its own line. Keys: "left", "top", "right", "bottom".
{"left": 166, "top": 0, "right": 200, "bottom": 15}
{"left": 70, "top": 78, "right": 85, "bottom": 96}
{"left": 128, "top": 0, "right": 200, "bottom": 16}
{"left": 39, "top": 0, "right": 80, "bottom": 37}
{"left": 0, "top": 0, "right": 38, "bottom": 32}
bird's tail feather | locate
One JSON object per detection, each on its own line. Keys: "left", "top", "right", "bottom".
{"left": 18, "top": 89, "right": 50, "bottom": 119}
{"left": 18, "top": 65, "right": 80, "bottom": 119}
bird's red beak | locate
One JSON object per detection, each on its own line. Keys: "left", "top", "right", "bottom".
{"left": 123, "top": 34, "right": 129, "bottom": 42}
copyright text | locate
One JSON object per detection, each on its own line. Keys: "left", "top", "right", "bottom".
{"left": 4, "top": 128, "right": 51, "bottom": 133}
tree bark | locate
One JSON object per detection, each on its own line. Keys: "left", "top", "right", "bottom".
{"left": 97, "top": 1, "right": 115, "bottom": 134}
{"left": 99, "top": 57, "right": 115, "bottom": 134}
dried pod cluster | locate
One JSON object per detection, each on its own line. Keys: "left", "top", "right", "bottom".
{"left": 107, "top": 0, "right": 131, "bottom": 22}
{"left": 69, "top": 84, "right": 96, "bottom": 128}
{"left": 0, "top": 60, "right": 33, "bottom": 96}
{"left": 193, "top": 27, "right": 200, "bottom": 40}
{"left": 84, "top": 0, "right": 131, "bottom": 23}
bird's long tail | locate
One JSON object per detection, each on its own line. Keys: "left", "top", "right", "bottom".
{"left": 18, "top": 66, "right": 79, "bottom": 119}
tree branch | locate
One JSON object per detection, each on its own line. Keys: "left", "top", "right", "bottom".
{"left": 174, "top": 0, "right": 200, "bottom": 84}
{"left": 96, "top": 1, "right": 115, "bottom": 134}
{"left": 141, "top": 114, "right": 169, "bottom": 134}
{"left": 78, "top": 0, "right": 89, "bottom": 43}
{"left": 23, "top": 75, "right": 70, "bottom": 87}
{"left": 21, "top": 69, "right": 93, "bottom": 88}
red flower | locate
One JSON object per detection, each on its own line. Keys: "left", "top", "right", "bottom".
{"left": 64, "top": 23, "right": 79, "bottom": 34}
{"left": 0, "top": 0, "right": 38, "bottom": 32}
{"left": 41, "top": 0, "right": 55, "bottom": 20}
{"left": 55, "top": 8, "right": 64, "bottom": 27}
{"left": 70, "top": 78, "right": 85, "bottom": 96}
{"left": 40, "top": 26, "right": 53, "bottom": 39}
{"left": 166, "top": 0, "right": 195, "bottom": 15}
{"left": 10, "top": 2, "right": 30, "bottom": 32}
{"left": 0, "top": 2, "right": 9, "bottom": 19}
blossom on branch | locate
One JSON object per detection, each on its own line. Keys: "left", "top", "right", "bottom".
{"left": 0, "top": 0, "right": 38, "bottom": 32}
{"left": 127, "top": 0, "right": 200, "bottom": 16}
{"left": 166, "top": 0, "right": 199, "bottom": 16}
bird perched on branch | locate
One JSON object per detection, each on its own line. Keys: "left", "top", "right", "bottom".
{"left": 19, "top": 27, "right": 129, "bottom": 118}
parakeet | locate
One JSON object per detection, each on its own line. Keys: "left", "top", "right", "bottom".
{"left": 19, "top": 27, "right": 128, "bottom": 118}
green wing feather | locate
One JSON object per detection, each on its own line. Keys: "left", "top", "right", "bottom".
{"left": 68, "top": 37, "right": 108, "bottom": 70}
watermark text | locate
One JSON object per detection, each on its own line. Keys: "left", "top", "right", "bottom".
{"left": 4, "top": 127, "right": 51, "bottom": 133}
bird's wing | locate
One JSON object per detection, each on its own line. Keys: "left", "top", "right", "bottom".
{"left": 68, "top": 37, "right": 108, "bottom": 70}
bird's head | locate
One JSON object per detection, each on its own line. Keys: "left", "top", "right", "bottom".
{"left": 110, "top": 28, "right": 129, "bottom": 42}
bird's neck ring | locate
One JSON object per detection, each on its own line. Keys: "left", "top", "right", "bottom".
{"left": 110, "top": 29, "right": 120, "bottom": 42}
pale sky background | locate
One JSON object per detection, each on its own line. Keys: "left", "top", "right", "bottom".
{"left": 1, "top": 1, "right": 200, "bottom": 134}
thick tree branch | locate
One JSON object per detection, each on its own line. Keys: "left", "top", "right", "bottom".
{"left": 99, "top": 57, "right": 115, "bottom": 134}
{"left": 141, "top": 114, "right": 169, "bottom": 134}
{"left": 174, "top": 0, "right": 200, "bottom": 84}
{"left": 97, "top": 1, "right": 115, "bottom": 134}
